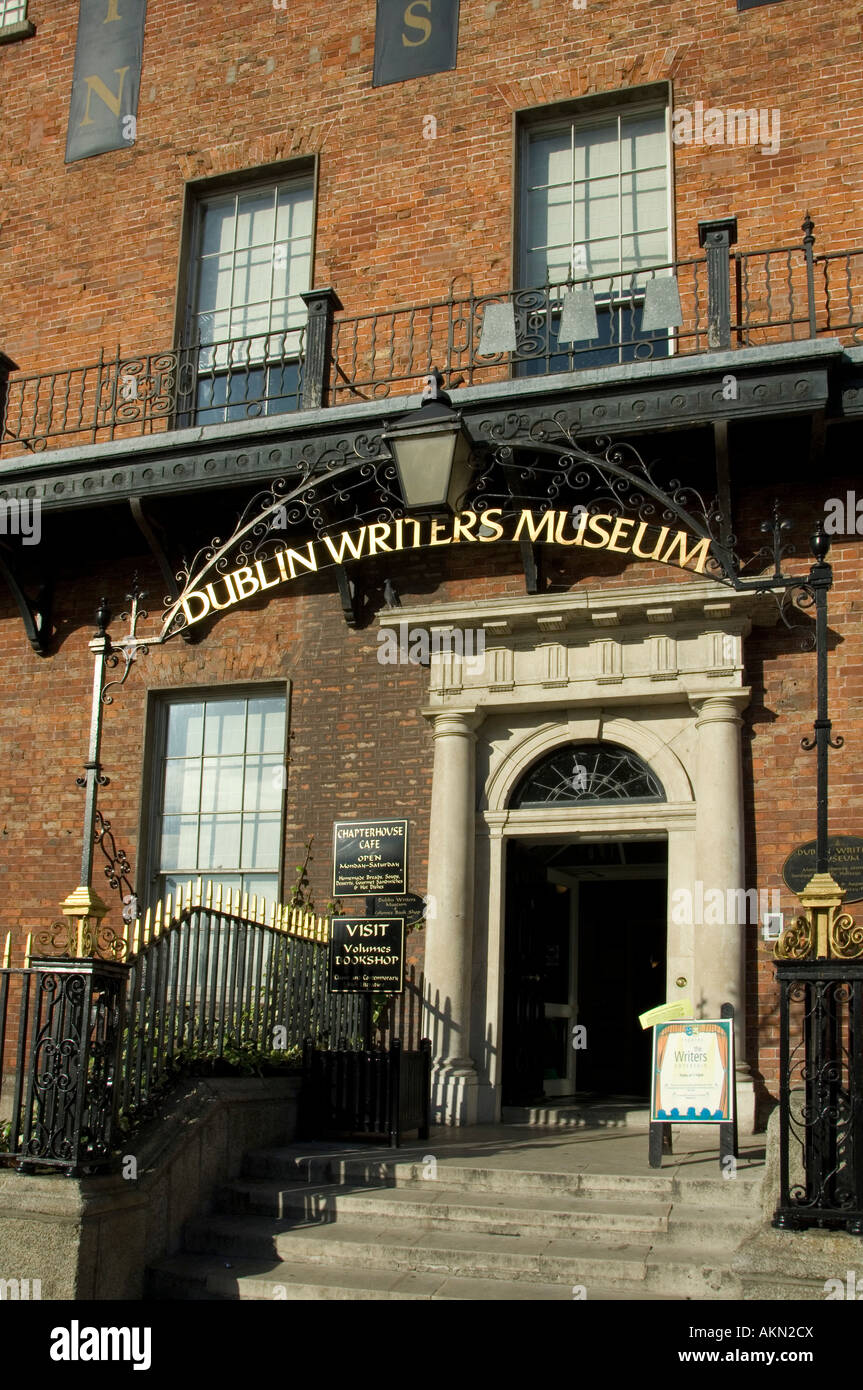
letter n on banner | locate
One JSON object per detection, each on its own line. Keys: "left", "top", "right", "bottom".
{"left": 66, "top": 0, "right": 148, "bottom": 163}
{"left": 373, "top": 0, "right": 460, "bottom": 87}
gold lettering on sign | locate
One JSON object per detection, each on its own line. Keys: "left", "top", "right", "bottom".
{"left": 104, "top": 0, "right": 123, "bottom": 20}
{"left": 169, "top": 510, "right": 715, "bottom": 633}
{"left": 402, "top": 0, "right": 432, "bottom": 46}
{"left": 79, "top": 67, "right": 130, "bottom": 126}
{"left": 513, "top": 510, "right": 555, "bottom": 544}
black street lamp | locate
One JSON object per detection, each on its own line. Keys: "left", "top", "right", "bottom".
{"left": 382, "top": 369, "right": 475, "bottom": 514}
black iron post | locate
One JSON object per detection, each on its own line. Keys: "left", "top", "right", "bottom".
{"left": 697, "top": 216, "right": 738, "bottom": 350}
{"left": 300, "top": 287, "right": 343, "bottom": 411}
{"left": 802, "top": 524, "right": 837, "bottom": 875}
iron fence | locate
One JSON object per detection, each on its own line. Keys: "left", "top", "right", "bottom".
{"left": 0, "top": 329, "right": 306, "bottom": 456}
{"left": 3, "top": 218, "right": 863, "bottom": 457}
{"left": 774, "top": 960, "right": 863, "bottom": 1234}
{"left": 301, "top": 1037, "right": 431, "bottom": 1147}
{"left": 0, "top": 959, "right": 126, "bottom": 1175}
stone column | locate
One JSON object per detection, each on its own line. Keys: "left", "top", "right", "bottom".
{"left": 423, "top": 709, "right": 480, "bottom": 1124}
{"left": 691, "top": 690, "right": 755, "bottom": 1129}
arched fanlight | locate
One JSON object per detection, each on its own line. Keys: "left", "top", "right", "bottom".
{"left": 510, "top": 742, "right": 665, "bottom": 808}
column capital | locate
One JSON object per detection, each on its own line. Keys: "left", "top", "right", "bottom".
{"left": 689, "top": 688, "right": 751, "bottom": 724}
{"left": 424, "top": 708, "right": 483, "bottom": 738}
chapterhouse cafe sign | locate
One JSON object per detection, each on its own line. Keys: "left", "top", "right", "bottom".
{"left": 175, "top": 509, "right": 713, "bottom": 629}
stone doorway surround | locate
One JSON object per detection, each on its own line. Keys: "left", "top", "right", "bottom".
{"left": 379, "top": 578, "right": 775, "bottom": 1131}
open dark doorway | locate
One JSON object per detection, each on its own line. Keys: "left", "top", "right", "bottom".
{"left": 501, "top": 838, "right": 667, "bottom": 1106}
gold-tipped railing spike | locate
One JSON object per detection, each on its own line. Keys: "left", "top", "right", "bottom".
{"left": 214, "top": 882, "right": 222, "bottom": 913}
{"left": 205, "top": 879, "right": 214, "bottom": 910}
{"left": 250, "top": 894, "right": 258, "bottom": 924}
{"left": 25, "top": 932, "right": 33, "bottom": 966}
{"left": 2, "top": 932, "right": 10, "bottom": 968}
{"left": 194, "top": 877, "right": 203, "bottom": 909}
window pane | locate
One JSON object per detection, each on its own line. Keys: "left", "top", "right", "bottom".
{"left": 247, "top": 697, "right": 286, "bottom": 752}
{"left": 277, "top": 187, "right": 313, "bottom": 240}
{"left": 163, "top": 759, "right": 201, "bottom": 815}
{"left": 236, "top": 190, "right": 275, "bottom": 248}
{"left": 241, "top": 814, "right": 281, "bottom": 869}
{"left": 200, "top": 198, "right": 236, "bottom": 256}
{"left": 233, "top": 246, "right": 273, "bottom": 310}
{"left": 621, "top": 113, "right": 667, "bottom": 172}
{"left": 203, "top": 700, "right": 246, "bottom": 755}
{"left": 200, "top": 755, "right": 245, "bottom": 811}
{"left": 244, "top": 758, "right": 283, "bottom": 812}
{"left": 527, "top": 132, "right": 572, "bottom": 188}
{"left": 160, "top": 816, "right": 198, "bottom": 871}
{"left": 198, "top": 814, "right": 243, "bottom": 869}
{"left": 197, "top": 254, "right": 234, "bottom": 315}
{"left": 166, "top": 703, "right": 204, "bottom": 757}
{"left": 575, "top": 121, "right": 619, "bottom": 180}
{"left": 243, "top": 874, "right": 280, "bottom": 906}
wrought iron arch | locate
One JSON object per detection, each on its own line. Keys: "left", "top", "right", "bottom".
{"left": 509, "top": 741, "right": 666, "bottom": 809}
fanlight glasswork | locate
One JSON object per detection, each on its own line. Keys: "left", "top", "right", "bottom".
{"left": 510, "top": 743, "right": 665, "bottom": 807}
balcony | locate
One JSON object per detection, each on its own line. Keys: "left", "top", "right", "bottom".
{"left": 2, "top": 215, "right": 862, "bottom": 460}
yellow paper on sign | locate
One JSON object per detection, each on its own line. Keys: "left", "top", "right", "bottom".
{"left": 639, "top": 1000, "right": 694, "bottom": 1030}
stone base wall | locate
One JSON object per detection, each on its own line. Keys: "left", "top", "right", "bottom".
{"left": 0, "top": 1075, "right": 300, "bottom": 1301}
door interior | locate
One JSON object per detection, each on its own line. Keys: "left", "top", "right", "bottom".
{"left": 502, "top": 839, "right": 667, "bottom": 1104}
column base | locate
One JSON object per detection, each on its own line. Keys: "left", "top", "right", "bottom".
{"left": 430, "top": 1064, "right": 479, "bottom": 1126}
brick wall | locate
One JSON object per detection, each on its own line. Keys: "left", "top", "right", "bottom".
{"left": 2, "top": 0, "right": 863, "bottom": 371}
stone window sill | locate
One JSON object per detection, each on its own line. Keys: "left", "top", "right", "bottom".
{"left": 0, "top": 21, "right": 36, "bottom": 45}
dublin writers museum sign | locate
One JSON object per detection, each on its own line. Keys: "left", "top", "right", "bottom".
{"left": 171, "top": 509, "right": 712, "bottom": 630}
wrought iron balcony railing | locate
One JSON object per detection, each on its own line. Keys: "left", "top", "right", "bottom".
{"left": 1, "top": 216, "right": 861, "bottom": 458}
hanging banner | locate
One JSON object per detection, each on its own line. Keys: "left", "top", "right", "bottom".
{"left": 373, "top": 0, "right": 460, "bottom": 87}
{"left": 650, "top": 1019, "right": 734, "bottom": 1123}
{"left": 66, "top": 0, "right": 147, "bottom": 164}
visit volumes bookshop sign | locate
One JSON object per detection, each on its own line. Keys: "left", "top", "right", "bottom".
{"left": 650, "top": 1019, "right": 734, "bottom": 1123}
{"left": 66, "top": 0, "right": 147, "bottom": 163}
{"left": 333, "top": 819, "right": 408, "bottom": 896}
{"left": 329, "top": 917, "right": 406, "bottom": 994}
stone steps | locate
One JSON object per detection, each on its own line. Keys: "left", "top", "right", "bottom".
{"left": 148, "top": 1252, "right": 683, "bottom": 1301}
{"left": 147, "top": 1138, "right": 763, "bottom": 1301}
{"left": 240, "top": 1148, "right": 762, "bottom": 1209}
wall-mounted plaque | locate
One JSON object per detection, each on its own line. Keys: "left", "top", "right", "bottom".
{"left": 365, "top": 893, "right": 426, "bottom": 925}
{"left": 333, "top": 819, "right": 408, "bottom": 896}
{"left": 782, "top": 836, "right": 863, "bottom": 903}
{"left": 329, "top": 917, "right": 405, "bottom": 994}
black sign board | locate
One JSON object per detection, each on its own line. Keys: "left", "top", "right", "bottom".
{"left": 333, "top": 819, "right": 408, "bottom": 896}
{"left": 66, "top": 0, "right": 148, "bottom": 164}
{"left": 373, "top": 0, "right": 460, "bottom": 87}
{"left": 782, "top": 835, "right": 863, "bottom": 903}
{"left": 329, "top": 918, "right": 405, "bottom": 994}
{"left": 365, "top": 893, "right": 426, "bottom": 926}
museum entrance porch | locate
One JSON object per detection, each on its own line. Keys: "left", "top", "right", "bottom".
{"left": 501, "top": 837, "right": 668, "bottom": 1106}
